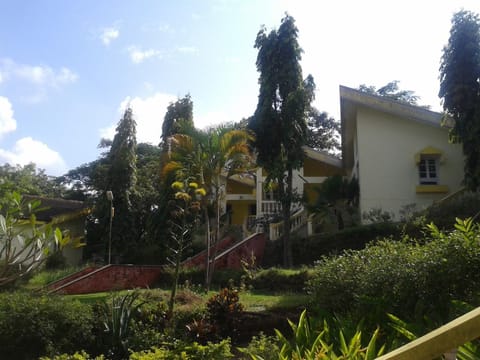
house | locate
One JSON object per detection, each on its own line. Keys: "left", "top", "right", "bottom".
{"left": 224, "top": 146, "right": 344, "bottom": 239}
{"left": 23, "top": 195, "right": 89, "bottom": 266}
{"left": 222, "top": 84, "right": 465, "bottom": 240}
{"left": 340, "top": 85, "right": 464, "bottom": 221}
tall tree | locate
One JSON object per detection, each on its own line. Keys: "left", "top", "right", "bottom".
{"left": 161, "top": 94, "right": 194, "bottom": 147}
{"left": 249, "top": 14, "right": 314, "bottom": 266}
{"left": 87, "top": 107, "right": 138, "bottom": 261}
{"left": 107, "top": 107, "right": 137, "bottom": 258}
{"left": 439, "top": 10, "right": 480, "bottom": 190}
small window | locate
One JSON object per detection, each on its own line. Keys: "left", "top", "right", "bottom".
{"left": 418, "top": 156, "right": 438, "bottom": 185}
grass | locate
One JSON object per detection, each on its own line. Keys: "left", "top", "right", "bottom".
{"left": 68, "top": 288, "right": 309, "bottom": 313}
{"left": 24, "top": 266, "right": 84, "bottom": 289}
{"left": 240, "top": 291, "right": 309, "bottom": 312}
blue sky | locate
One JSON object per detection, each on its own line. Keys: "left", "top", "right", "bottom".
{"left": 0, "top": 0, "right": 479, "bottom": 176}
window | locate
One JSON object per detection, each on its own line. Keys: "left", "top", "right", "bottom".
{"left": 418, "top": 156, "right": 438, "bottom": 185}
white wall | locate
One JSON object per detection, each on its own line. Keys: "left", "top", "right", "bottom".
{"left": 356, "top": 107, "right": 464, "bottom": 221}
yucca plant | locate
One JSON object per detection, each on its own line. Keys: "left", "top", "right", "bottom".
{"left": 102, "top": 291, "right": 144, "bottom": 359}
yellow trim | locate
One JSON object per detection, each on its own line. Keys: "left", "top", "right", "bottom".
{"left": 414, "top": 146, "right": 444, "bottom": 164}
{"left": 416, "top": 185, "right": 449, "bottom": 193}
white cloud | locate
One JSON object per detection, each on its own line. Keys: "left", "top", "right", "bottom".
{"left": 100, "top": 27, "right": 120, "bottom": 46}
{"left": 176, "top": 46, "right": 198, "bottom": 54}
{"left": 12, "top": 62, "right": 78, "bottom": 87}
{"left": 0, "top": 58, "right": 77, "bottom": 103}
{"left": 0, "top": 137, "right": 67, "bottom": 176}
{"left": 0, "top": 96, "right": 16, "bottom": 137}
{"left": 127, "top": 46, "right": 162, "bottom": 64}
{"left": 101, "top": 92, "right": 177, "bottom": 144}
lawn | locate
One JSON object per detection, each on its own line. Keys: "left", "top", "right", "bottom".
{"left": 68, "top": 288, "right": 309, "bottom": 313}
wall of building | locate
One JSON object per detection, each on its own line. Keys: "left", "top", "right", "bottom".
{"left": 230, "top": 200, "right": 255, "bottom": 225}
{"left": 356, "top": 107, "right": 464, "bottom": 220}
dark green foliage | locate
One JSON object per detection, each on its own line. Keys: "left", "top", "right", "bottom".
{"left": 45, "top": 251, "right": 68, "bottom": 270}
{"left": 0, "top": 293, "right": 96, "bottom": 359}
{"left": 306, "top": 109, "right": 341, "bottom": 154}
{"left": 161, "top": 94, "right": 194, "bottom": 145}
{"left": 0, "top": 163, "right": 65, "bottom": 199}
{"left": 263, "top": 222, "right": 404, "bottom": 266}
{"left": 154, "top": 267, "right": 244, "bottom": 289}
{"left": 307, "top": 219, "right": 480, "bottom": 326}
{"left": 86, "top": 108, "right": 138, "bottom": 262}
{"left": 249, "top": 267, "right": 313, "bottom": 293}
{"left": 423, "top": 191, "right": 480, "bottom": 229}
{"left": 358, "top": 80, "right": 422, "bottom": 106}
{"left": 439, "top": 10, "right": 480, "bottom": 190}
{"left": 249, "top": 14, "right": 314, "bottom": 266}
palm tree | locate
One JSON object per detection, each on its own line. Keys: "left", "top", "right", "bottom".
{"left": 162, "top": 124, "right": 255, "bottom": 289}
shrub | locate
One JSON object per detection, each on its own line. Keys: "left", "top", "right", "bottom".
{"left": 206, "top": 288, "right": 244, "bottom": 339}
{"left": 0, "top": 293, "right": 96, "bottom": 359}
{"left": 423, "top": 191, "right": 480, "bottom": 229}
{"left": 129, "top": 339, "right": 234, "bottom": 359}
{"left": 307, "top": 219, "right": 480, "bottom": 325}
{"left": 238, "top": 332, "right": 280, "bottom": 360}
{"left": 242, "top": 310, "right": 385, "bottom": 360}
{"left": 40, "top": 351, "right": 105, "bottom": 360}
{"left": 250, "top": 267, "right": 313, "bottom": 292}
{"left": 45, "top": 251, "right": 68, "bottom": 269}
{"left": 99, "top": 291, "right": 145, "bottom": 359}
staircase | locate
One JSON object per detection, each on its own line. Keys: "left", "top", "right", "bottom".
{"left": 182, "top": 232, "right": 267, "bottom": 270}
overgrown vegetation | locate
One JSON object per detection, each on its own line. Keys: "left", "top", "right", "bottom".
{"left": 308, "top": 218, "right": 480, "bottom": 328}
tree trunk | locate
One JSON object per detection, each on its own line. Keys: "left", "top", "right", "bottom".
{"left": 282, "top": 169, "right": 293, "bottom": 267}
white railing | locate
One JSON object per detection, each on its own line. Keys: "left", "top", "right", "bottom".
{"left": 269, "top": 208, "right": 308, "bottom": 241}
{"left": 261, "top": 201, "right": 282, "bottom": 215}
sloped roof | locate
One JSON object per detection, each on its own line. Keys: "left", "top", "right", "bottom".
{"left": 340, "top": 85, "right": 446, "bottom": 170}
{"left": 340, "top": 85, "right": 443, "bottom": 127}
{"left": 22, "top": 195, "right": 88, "bottom": 222}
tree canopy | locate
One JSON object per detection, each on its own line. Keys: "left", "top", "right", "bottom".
{"left": 249, "top": 14, "right": 314, "bottom": 266}
{"left": 439, "top": 9, "right": 480, "bottom": 190}
{"left": 161, "top": 94, "right": 194, "bottom": 146}
{"left": 358, "top": 80, "right": 423, "bottom": 106}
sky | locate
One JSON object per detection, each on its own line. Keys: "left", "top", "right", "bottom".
{"left": 0, "top": 0, "right": 480, "bottom": 176}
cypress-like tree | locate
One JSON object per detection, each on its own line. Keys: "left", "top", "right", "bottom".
{"left": 439, "top": 10, "right": 480, "bottom": 190}
{"left": 108, "top": 107, "right": 137, "bottom": 257}
{"left": 249, "top": 14, "right": 314, "bottom": 266}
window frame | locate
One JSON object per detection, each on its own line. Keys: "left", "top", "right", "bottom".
{"left": 418, "top": 155, "right": 439, "bottom": 185}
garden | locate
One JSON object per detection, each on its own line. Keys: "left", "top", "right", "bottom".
{"left": 3, "top": 198, "right": 480, "bottom": 359}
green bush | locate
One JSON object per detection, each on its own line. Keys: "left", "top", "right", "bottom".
{"left": 155, "top": 267, "right": 244, "bottom": 290}
{"left": 0, "top": 292, "right": 97, "bottom": 359}
{"left": 250, "top": 267, "right": 313, "bottom": 292}
{"left": 423, "top": 191, "right": 480, "bottom": 229}
{"left": 45, "top": 251, "right": 68, "bottom": 270}
{"left": 40, "top": 351, "right": 105, "bottom": 360}
{"left": 307, "top": 219, "right": 480, "bottom": 325}
{"left": 263, "top": 222, "right": 405, "bottom": 266}
{"left": 238, "top": 332, "right": 279, "bottom": 360}
{"left": 129, "top": 339, "right": 233, "bottom": 359}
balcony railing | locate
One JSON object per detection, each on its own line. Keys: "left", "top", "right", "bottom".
{"left": 269, "top": 208, "right": 307, "bottom": 241}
